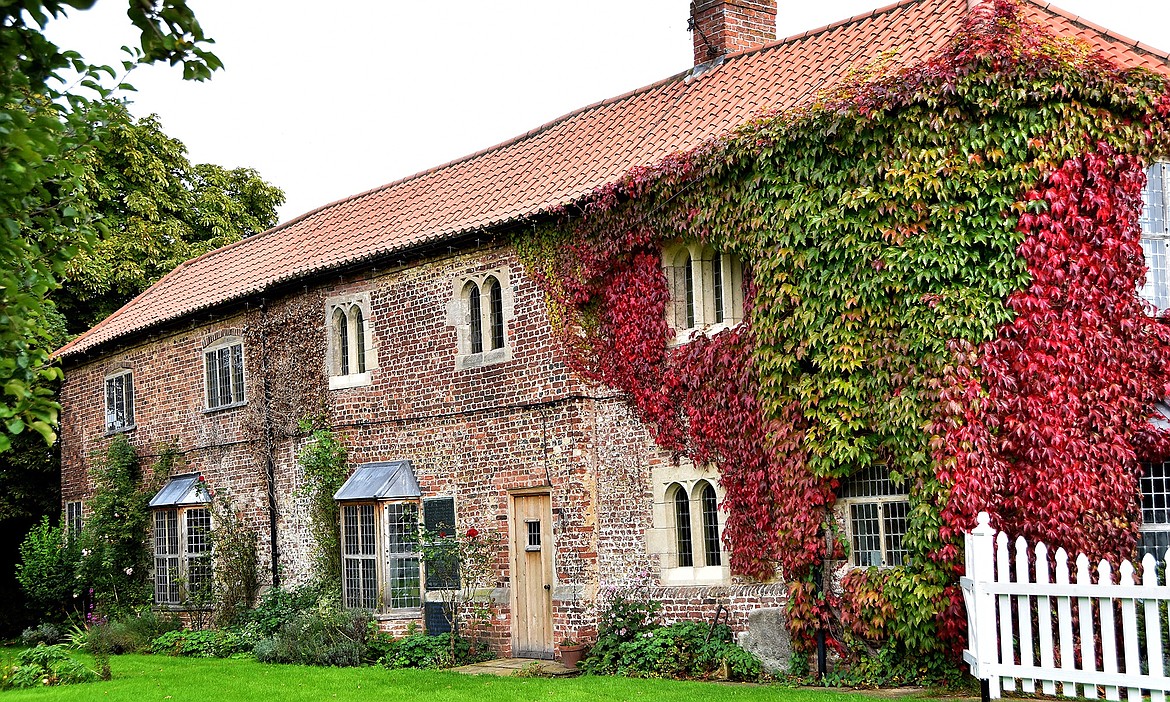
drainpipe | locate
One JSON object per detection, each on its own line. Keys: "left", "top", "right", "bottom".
{"left": 259, "top": 299, "right": 280, "bottom": 588}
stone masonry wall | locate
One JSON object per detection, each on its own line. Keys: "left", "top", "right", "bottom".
{"left": 58, "top": 242, "right": 786, "bottom": 656}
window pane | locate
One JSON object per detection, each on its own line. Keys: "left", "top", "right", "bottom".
{"left": 850, "top": 502, "right": 882, "bottom": 567}
{"left": 353, "top": 307, "right": 366, "bottom": 373}
{"left": 388, "top": 556, "right": 421, "bottom": 608}
{"left": 359, "top": 504, "right": 375, "bottom": 556}
{"left": 468, "top": 284, "right": 483, "bottom": 354}
{"left": 113, "top": 375, "right": 125, "bottom": 426}
{"left": 105, "top": 377, "right": 116, "bottom": 429}
{"left": 712, "top": 252, "right": 724, "bottom": 324}
{"left": 205, "top": 350, "right": 218, "bottom": 408}
{"left": 1142, "top": 236, "right": 1170, "bottom": 313}
{"left": 344, "top": 558, "right": 364, "bottom": 608}
{"left": 124, "top": 373, "right": 134, "bottom": 426}
{"left": 684, "top": 255, "right": 696, "bottom": 329}
{"left": 1143, "top": 163, "right": 1166, "bottom": 235}
{"left": 154, "top": 510, "right": 169, "bottom": 555}
{"left": 386, "top": 503, "right": 417, "bottom": 555}
{"left": 674, "top": 487, "right": 694, "bottom": 567}
{"left": 883, "top": 501, "right": 910, "bottom": 566}
{"left": 231, "top": 344, "right": 244, "bottom": 403}
{"left": 167, "top": 509, "right": 179, "bottom": 556}
{"left": 842, "top": 464, "right": 901, "bottom": 499}
{"left": 337, "top": 309, "right": 350, "bottom": 375}
{"left": 218, "top": 347, "right": 232, "bottom": 406}
{"left": 699, "top": 482, "right": 721, "bottom": 567}
{"left": 1140, "top": 461, "right": 1170, "bottom": 560}
{"left": 488, "top": 278, "right": 504, "bottom": 350}
{"left": 343, "top": 505, "right": 359, "bottom": 556}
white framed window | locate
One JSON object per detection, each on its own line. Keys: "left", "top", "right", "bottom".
{"left": 1139, "top": 461, "right": 1170, "bottom": 560}
{"left": 326, "top": 293, "right": 376, "bottom": 390}
{"left": 838, "top": 465, "right": 909, "bottom": 568}
{"left": 149, "top": 473, "right": 213, "bottom": 606}
{"left": 1141, "top": 161, "right": 1170, "bottom": 313}
{"left": 663, "top": 243, "right": 745, "bottom": 343}
{"left": 65, "top": 501, "right": 83, "bottom": 540}
{"left": 203, "top": 337, "right": 245, "bottom": 410}
{"left": 651, "top": 462, "right": 728, "bottom": 584}
{"left": 104, "top": 369, "right": 135, "bottom": 433}
{"left": 448, "top": 270, "right": 514, "bottom": 370}
{"left": 335, "top": 461, "right": 425, "bottom": 612}
{"left": 153, "top": 506, "right": 212, "bottom": 605}
{"left": 341, "top": 501, "right": 422, "bottom": 610}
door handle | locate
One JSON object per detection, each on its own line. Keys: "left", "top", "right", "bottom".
{"left": 543, "top": 584, "right": 551, "bottom": 590}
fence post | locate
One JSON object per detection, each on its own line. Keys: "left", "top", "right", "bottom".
{"left": 968, "top": 511, "right": 1000, "bottom": 700}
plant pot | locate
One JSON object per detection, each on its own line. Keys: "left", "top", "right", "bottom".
{"left": 559, "top": 644, "right": 588, "bottom": 670}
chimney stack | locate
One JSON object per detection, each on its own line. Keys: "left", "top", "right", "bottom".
{"left": 689, "top": 0, "right": 777, "bottom": 67}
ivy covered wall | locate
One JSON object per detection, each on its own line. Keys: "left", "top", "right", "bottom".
{"left": 518, "top": 0, "right": 1170, "bottom": 666}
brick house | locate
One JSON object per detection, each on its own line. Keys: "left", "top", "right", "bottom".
{"left": 55, "top": 0, "right": 1170, "bottom": 663}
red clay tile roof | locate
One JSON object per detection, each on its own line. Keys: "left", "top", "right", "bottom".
{"left": 56, "top": 0, "right": 1170, "bottom": 360}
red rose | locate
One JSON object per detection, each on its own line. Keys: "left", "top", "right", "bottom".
{"left": 466, "top": 527, "right": 479, "bottom": 538}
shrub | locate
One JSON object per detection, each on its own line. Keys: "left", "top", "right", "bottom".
{"left": 380, "top": 632, "right": 470, "bottom": 669}
{"left": 244, "top": 582, "right": 332, "bottom": 638}
{"left": 20, "top": 622, "right": 67, "bottom": 647}
{"left": 151, "top": 629, "right": 242, "bottom": 658}
{"left": 0, "top": 645, "right": 98, "bottom": 690}
{"left": 85, "top": 610, "right": 181, "bottom": 655}
{"left": 210, "top": 501, "right": 260, "bottom": 628}
{"left": 584, "top": 621, "right": 761, "bottom": 681}
{"left": 16, "top": 518, "right": 79, "bottom": 621}
{"left": 253, "top": 597, "right": 371, "bottom": 667}
{"left": 76, "top": 437, "right": 153, "bottom": 618}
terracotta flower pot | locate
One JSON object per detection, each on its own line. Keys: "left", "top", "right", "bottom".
{"left": 559, "top": 644, "right": 588, "bottom": 670}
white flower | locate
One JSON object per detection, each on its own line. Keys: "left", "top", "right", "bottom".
{"left": 81, "top": 549, "right": 91, "bottom": 557}
{"left": 124, "top": 567, "right": 133, "bottom": 575}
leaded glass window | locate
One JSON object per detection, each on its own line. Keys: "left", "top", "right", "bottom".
{"left": 104, "top": 370, "right": 134, "bottom": 432}
{"left": 841, "top": 465, "right": 909, "bottom": 567}
{"left": 1141, "top": 162, "right": 1170, "bottom": 313}
{"left": 204, "top": 339, "right": 245, "bottom": 409}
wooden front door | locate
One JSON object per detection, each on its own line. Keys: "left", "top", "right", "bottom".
{"left": 511, "top": 492, "right": 553, "bottom": 658}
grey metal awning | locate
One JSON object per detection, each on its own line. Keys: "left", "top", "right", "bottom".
{"left": 148, "top": 473, "right": 210, "bottom": 508}
{"left": 333, "top": 461, "right": 421, "bottom": 501}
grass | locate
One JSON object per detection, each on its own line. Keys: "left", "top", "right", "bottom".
{"left": 0, "top": 651, "right": 900, "bottom": 702}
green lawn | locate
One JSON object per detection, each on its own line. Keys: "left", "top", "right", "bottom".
{"left": 0, "top": 653, "right": 896, "bottom": 702}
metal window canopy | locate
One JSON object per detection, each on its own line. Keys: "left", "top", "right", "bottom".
{"left": 333, "top": 461, "right": 421, "bottom": 502}
{"left": 148, "top": 473, "right": 210, "bottom": 508}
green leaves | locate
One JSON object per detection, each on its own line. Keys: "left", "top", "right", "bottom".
{"left": 518, "top": 0, "right": 1170, "bottom": 669}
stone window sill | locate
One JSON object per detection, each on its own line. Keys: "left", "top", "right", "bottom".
{"left": 455, "top": 347, "right": 510, "bottom": 371}
{"left": 203, "top": 400, "right": 246, "bottom": 414}
{"left": 329, "top": 371, "right": 372, "bottom": 390}
{"left": 661, "top": 565, "right": 730, "bottom": 586}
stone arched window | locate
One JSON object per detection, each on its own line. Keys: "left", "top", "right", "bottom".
{"left": 326, "top": 292, "right": 376, "bottom": 389}
{"left": 663, "top": 242, "right": 745, "bottom": 342}
{"left": 450, "top": 269, "right": 514, "bottom": 370}
{"left": 652, "top": 462, "right": 729, "bottom": 584}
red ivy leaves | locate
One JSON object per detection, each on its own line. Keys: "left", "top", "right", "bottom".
{"left": 940, "top": 146, "right": 1170, "bottom": 566}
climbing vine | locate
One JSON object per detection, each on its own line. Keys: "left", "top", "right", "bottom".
{"left": 518, "top": 0, "right": 1170, "bottom": 668}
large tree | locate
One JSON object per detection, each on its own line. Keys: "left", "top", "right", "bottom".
{"left": 0, "top": 0, "right": 221, "bottom": 453}
{"left": 60, "top": 101, "right": 284, "bottom": 332}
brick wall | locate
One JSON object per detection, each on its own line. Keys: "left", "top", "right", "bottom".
{"left": 59, "top": 243, "right": 786, "bottom": 655}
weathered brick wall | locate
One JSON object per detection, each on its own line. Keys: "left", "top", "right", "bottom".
{"left": 58, "top": 242, "right": 786, "bottom": 654}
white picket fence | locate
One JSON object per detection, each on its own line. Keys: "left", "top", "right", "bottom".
{"left": 962, "top": 511, "right": 1170, "bottom": 700}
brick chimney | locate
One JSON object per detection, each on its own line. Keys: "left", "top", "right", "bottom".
{"left": 689, "top": 0, "right": 778, "bottom": 66}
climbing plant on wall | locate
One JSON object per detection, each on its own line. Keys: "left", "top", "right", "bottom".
{"left": 518, "top": 0, "right": 1170, "bottom": 669}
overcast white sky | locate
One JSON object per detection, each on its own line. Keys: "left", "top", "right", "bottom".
{"left": 44, "top": 1, "right": 1170, "bottom": 224}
